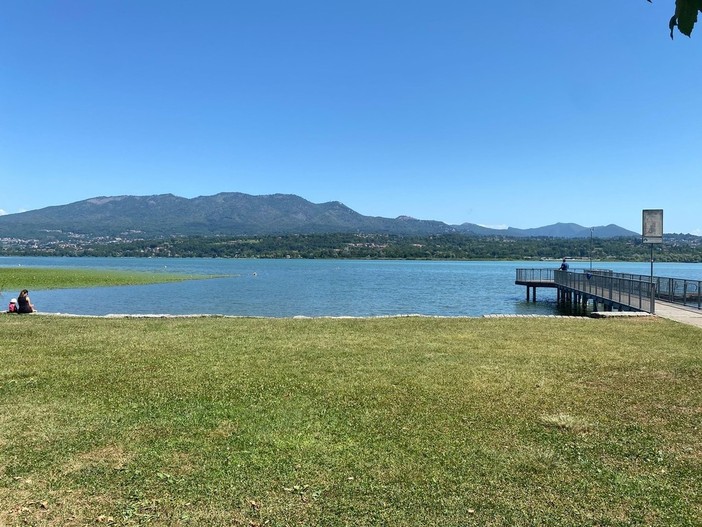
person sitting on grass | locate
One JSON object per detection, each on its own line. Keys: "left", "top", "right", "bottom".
{"left": 17, "top": 289, "right": 36, "bottom": 313}
{"left": 7, "top": 298, "right": 18, "bottom": 313}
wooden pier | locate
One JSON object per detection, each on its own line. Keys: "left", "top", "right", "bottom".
{"left": 516, "top": 268, "right": 656, "bottom": 314}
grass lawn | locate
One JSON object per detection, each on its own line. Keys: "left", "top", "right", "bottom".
{"left": 0, "top": 267, "right": 209, "bottom": 293}
{"left": 0, "top": 315, "right": 700, "bottom": 526}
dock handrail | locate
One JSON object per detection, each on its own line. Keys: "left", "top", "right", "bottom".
{"left": 587, "top": 270, "right": 701, "bottom": 310}
{"left": 554, "top": 270, "right": 655, "bottom": 313}
{"left": 515, "top": 268, "right": 555, "bottom": 283}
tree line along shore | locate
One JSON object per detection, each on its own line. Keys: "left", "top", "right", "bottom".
{"left": 2, "top": 233, "right": 702, "bottom": 261}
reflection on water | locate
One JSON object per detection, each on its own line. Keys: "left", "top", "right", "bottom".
{"left": 2, "top": 257, "right": 700, "bottom": 317}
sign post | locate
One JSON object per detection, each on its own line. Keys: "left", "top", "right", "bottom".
{"left": 642, "top": 209, "right": 663, "bottom": 314}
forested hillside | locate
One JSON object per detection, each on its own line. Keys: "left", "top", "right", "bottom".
{"left": 0, "top": 192, "right": 639, "bottom": 240}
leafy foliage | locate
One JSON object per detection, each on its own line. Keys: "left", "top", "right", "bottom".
{"left": 652, "top": 0, "right": 702, "bottom": 37}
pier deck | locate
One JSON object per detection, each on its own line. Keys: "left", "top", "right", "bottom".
{"left": 517, "top": 267, "right": 702, "bottom": 319}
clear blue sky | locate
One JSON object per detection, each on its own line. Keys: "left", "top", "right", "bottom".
{"left": 2, "top": 1, "right": 701, "bottom": 234}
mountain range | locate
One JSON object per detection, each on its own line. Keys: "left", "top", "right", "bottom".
{"left": 0, "top": 192, "right": 639, "bottom": 241}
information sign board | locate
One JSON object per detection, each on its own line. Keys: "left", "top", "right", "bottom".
{"left": 642, "top": 209, "right": 663, "bottom": 244}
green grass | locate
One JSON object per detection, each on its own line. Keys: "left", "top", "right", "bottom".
{"left": 0, "top": 316, "right": 700, "bottom": 526}
{"left": 0, "top": 267, "right": 209, "bottom": 293}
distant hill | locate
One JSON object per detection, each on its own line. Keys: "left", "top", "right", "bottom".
{"left": 495, "top": 223, "right": 636, "bottom": 238}
{"left": 0, "top": 192, "right": 640, "bottom": 241}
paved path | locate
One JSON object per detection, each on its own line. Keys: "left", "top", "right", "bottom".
{"left": 654, "top": 301, "right": 702, "bottom": 328}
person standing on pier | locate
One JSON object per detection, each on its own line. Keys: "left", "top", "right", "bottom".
{"left": 560, "top": 258, "right": 569, "bottom": 271}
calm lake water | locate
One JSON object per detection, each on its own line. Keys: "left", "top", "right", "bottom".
{"left": 2, "top": 257, "right": 701, "bottom": 317}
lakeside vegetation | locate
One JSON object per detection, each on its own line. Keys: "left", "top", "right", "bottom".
{"left": 1, "top": 315, "right": 700, "bottom": 526}
{"left": 0, "top": 267, "right": 207, "bottom": 293}
{"left": 3, "top": 233, "right": 702, "bottom": 262}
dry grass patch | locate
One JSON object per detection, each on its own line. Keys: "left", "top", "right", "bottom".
{"left": 61, "top": 444, "right": 132, "bottom": 475}
{"left": 539, "top": 413, "right": 595, "bottom": 434}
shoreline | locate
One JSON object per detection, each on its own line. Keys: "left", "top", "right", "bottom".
{"left": 10, "top": 311, "right": 607, "bottom": 320}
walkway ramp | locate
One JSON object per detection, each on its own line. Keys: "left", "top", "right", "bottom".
{"left": 653, "top": 301, "right": 702, "bottom": 328}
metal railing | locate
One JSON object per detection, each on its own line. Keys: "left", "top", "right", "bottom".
{"left": 515, "top": 268, "right": 555, "bottom": 283}
{"left": 587, "top": 270, "right": 701, "bottom": 310}
{"left": 554, "top": 270, "right": 656, "bottom": 313}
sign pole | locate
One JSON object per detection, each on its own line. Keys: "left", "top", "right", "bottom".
{"left": 642, "top": 209, "right": 663, "bottom": 314}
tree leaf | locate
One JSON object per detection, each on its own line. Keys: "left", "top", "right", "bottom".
{"left": 670, "top": 14, "right": 678, "bottom": 38}
{"left": 671, "top": 0, "right": 702, "bottom": 37}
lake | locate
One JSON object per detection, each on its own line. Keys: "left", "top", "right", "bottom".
{"left": 2, "top": 257, "right": 701, "bottom": 317}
